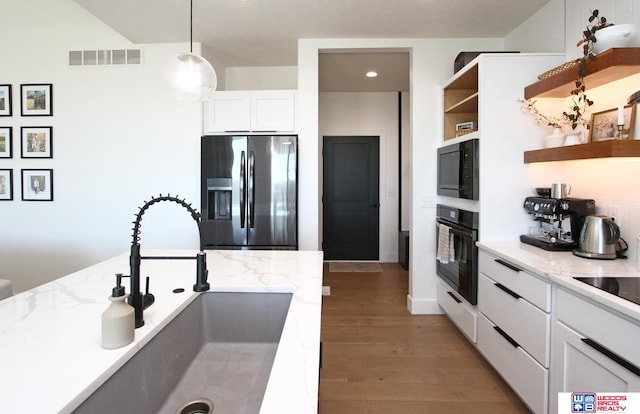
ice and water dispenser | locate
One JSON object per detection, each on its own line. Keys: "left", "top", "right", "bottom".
{"left": 206, "top": 178, "right": 232, "bottom": 220}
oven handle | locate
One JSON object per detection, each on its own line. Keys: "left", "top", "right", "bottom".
{"left": 436, "top": 218, "right": 476, "bottom": 238}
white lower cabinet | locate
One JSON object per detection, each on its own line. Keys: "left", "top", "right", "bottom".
{"left": 465, "top": 247, "right": 640, "bottom": 414}
{"left": 479, "top": 272, "right": 550, "bottom": 366}
{"left": 478, "top": 250, "right": 551, "bottom": 413}
{"left": 478, "top": 312, "right": 549, "bottom": 414}
{"left": 552, "top": 321, "right": 640, "bottom": 393}
{"left": 437, "top": 280, "right": 477, "bottom": 343}
{"left": 549, "top": 288, "right": 640, "bottom": 413}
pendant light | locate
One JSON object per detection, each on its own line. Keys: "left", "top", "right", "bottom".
{"left": 164, "top": 0, "right": 217, "bottom": 101}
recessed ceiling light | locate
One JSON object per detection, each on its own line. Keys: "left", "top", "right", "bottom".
{"left": 366, "top": 71, "right": 378, "bottom": 78}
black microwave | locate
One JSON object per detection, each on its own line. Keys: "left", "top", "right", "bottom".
{"left": 437, "top": 138, "right": 479, "bottom": 200}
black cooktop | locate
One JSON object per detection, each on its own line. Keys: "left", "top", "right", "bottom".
{"left": 574, "top": 277, "right": 640, "bottom": 306}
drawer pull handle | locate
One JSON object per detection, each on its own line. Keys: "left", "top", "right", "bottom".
{"left": 494, "top": 282, "right": 522, "bottom": 300}
{"left": 581, "top": 338, "right": 640, "bottom": 376}
{"left": 494, "top": 258, "right": 522, "bottom": 273}
{"left": 447, "top": 291, "right": 462, "bottom": 304}
{"left": 493, "top": 325, "right": 520, "bottom": 348}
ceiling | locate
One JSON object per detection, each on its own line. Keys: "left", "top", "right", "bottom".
{"left": 72, "top": 0, "right": 551, "bottom": 92}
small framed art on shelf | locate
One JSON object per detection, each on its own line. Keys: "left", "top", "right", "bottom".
{"left": 589, "top": 105, "right": 636, "bottom": 142}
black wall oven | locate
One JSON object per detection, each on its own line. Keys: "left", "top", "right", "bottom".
{"left": 437, "top": 138, "right": 479, "bottom": 200}
{"left": 436, "top": 204, "right": 479, "bottom": 305}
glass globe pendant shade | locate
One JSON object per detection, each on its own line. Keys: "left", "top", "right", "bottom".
{"left": 164, "top": 52, "right": 217, "bottom": 101}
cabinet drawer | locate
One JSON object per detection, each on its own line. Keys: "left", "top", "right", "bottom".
{"left": 556, "top": 288, "right": 640, "bottom": 368}
{"left": 437, "top": 280, "right": 477, "bottom": 343}
{"left": 479, "top": 251, "right": 551, "bottom": 311}
{"left": 479, "top": 273, "right": 550, "bottom": 366}
{"left": 478, "top": 313, "right": 548, "bottom": 414}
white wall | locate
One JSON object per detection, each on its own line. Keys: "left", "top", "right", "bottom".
{"left": 1, "top": 0, "right": 203, "bottom": 292}
{"left": 565, "top": 0, "right": 640, "bottom": 60}
{"left": 224, "top": 66, "right": 297, "bottom": 90}
{"left": 319, "top": 92, "right": 400, "bottom": 262}
{"left": 507, "top": 0, "right": 640, "bottom": 60}
{"left": 505, "top": 0, "right": 566, "bottom": 52}
{"left": 401, "top": 91, "right": 411, "bottom": 232}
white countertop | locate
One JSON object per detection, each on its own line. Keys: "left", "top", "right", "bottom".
{"left": 478, "top": 241, "right": 640, "bottom": 323}
{"left": 0, "top": 249, "right": 323, "bottom": 413}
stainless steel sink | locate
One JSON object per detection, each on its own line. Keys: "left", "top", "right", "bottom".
{"left": 74, "top": 292, "right": 292, "bottom": 414}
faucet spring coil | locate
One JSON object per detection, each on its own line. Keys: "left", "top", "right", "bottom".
{"left": 130, "top": 194, "right": 203, "bottom": 247}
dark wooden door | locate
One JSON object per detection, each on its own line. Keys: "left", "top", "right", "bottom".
{"left": 323, "top": 136, "right": 380, "bottom": 260}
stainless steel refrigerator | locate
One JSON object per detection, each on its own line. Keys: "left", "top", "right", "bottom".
{"left": 201, "top": 135, "right": 297, "bottom": 249}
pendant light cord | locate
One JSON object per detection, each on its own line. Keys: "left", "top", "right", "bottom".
{"left": 190, "top": 0, "right": 193, "bottom": 53}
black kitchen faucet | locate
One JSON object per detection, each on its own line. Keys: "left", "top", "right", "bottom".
{"left": 126, "top": 194, "right": 210, "bottom": 328}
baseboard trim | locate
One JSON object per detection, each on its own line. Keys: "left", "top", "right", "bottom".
{"left": 406, "top": 295, "right": 444, "bottom": 315}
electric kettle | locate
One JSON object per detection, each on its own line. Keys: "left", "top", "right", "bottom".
{"left": 573, "top": 215, "right": 620, "bottom": 259}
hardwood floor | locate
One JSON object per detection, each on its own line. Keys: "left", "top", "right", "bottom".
{"left": 319, "top": 262, "right": 531, "bottom": 413}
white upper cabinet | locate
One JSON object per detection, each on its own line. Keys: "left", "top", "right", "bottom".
{"left": 251, "top": 91, "right": 296, "bottom": 132}
{"left": 205, "top": 91, "right": 251, "bottom": 132}
{"left": 204, "top": 90, "right": 297, "bottom": 134}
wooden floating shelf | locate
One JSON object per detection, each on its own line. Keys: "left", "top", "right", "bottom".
{"left": 524, "top": 48, "right": 640, "bottom": 99}
{"left": 524, "top": 140, "right": 640, "bottom": 163}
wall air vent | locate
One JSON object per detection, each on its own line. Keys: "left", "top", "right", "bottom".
{"left": 68, "top": 49, "right": 143, "bottom": 67}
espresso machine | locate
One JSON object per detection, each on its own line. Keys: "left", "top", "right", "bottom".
{"left": 520, "top": 197, "right": 596, "bottom": 251}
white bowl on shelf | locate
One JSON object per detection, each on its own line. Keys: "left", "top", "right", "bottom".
{"left": 545, "top": 135, "right": 565, "bottom": 148}
{"left": 593, "top": 24, "right": 640, "bottom": 54}
{"left": 544, "top": 127, "right": 566, "bottom": 148}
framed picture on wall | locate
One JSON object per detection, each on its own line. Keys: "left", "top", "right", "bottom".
{"left": 21, "top": 126, "right": 52, "bottom": 158}
{"left": 20, "top": 83, "right": 52, "bottom": 116}
{"left": 21, "top": 169, "right": 53, "bottom": 201}
{"left": 0, "top": 169, "right": 12, "bottom": 201}
{"left": 0, "top": 85, "right": 11, "bottom": 116}
{"left": 0, "top": 127, "right": 12, "bottom": 158}
{"left": 588, "top": 105, "right": 637, "bottom": 142}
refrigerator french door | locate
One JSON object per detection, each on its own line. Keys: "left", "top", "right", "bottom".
{"left": 201, "top": 135, "right": 297, "bottom": 249}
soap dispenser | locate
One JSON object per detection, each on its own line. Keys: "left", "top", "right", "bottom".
{"left": 101, "top": 273, "right": 135, "bottom": 349}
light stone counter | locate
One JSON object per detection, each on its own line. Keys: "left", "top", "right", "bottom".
{"left": 0, "top": 249, "right": 323, "bottom": 413}
{"left": 477, "top": 241, "right": 640, "bottom": 323}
